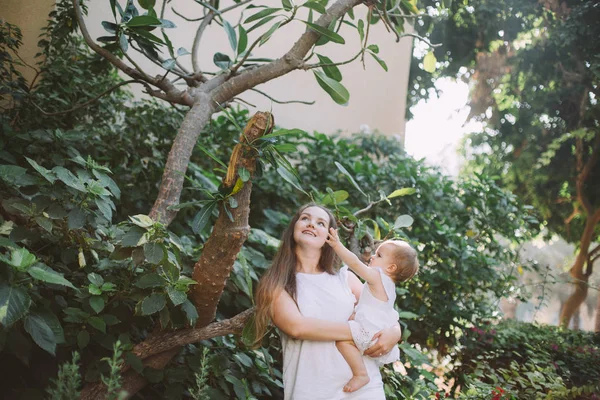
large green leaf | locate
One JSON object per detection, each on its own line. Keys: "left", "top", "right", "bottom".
{"left": 181, "top": 299, "right": 198, "bottom": 324}
{"left": 223, "top": 20, "right": 237, "bottom": 52}
{"left": 316, "top": 54, "right": 342, "bottom": 82}
{"left": 135, "top": 273, "right": 167, "bottom": 288}
{"left": 3, "top": 247, "right": 37, "bottom": 271}
{"left": 53, "top": 167, "right": 86, "bottom": 192}
{"left": 141, "top": 293, "right": 167, "bottom": 315}
{"left": 321, "top": 190, "right": 349, "bottom": 206}
{"left": 126, "top": 15, "right": 162, "bottom": 27}
{"left": 387, "top": 188, "right": 417, "bottom": 199}
{"left": 25, "top": 157, "right": 56, "bottom": 184}
{"left": 394, "top": 214, "right": 414, "bottom": 229}
{"left": 237, "top": 25, "right": 248, "bottom": 54}
{"left": 28, "top": 264, "right": 76, "bottom": 289}
{"left": 302, "top": 21, "right": 345, "bottom": 44}
{"left": 313, "top": 70, "right": 350, "bottom": 105}
{"left": 192, "top": 201, "right": 217, "bottom": 234}
{"left": 0, "top": 283, "right": 31, "bottom": 327}
{"left": 24, "top": 313, "right": 56, "bottom": 355}
{"left": 166, "top": 287, "right": 187, "bottom": 306}
{"left": 144, "top": 242, "right": 165, "bottom": 264}
{"left": 334, "top": 162, "right": 367, "bottom": 197}
{"left": 244, "top": 8, "right": 281, "bottom": 24}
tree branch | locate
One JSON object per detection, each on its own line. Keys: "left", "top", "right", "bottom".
{"left": 250, "top": 88, "right": 315, "bottom": 105}
{"left": 192, "top": 10, "right": 216, "bottom": 73}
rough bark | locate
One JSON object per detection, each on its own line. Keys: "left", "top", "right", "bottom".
{"left": 149, "top": 93, "right": 216, "bottom": 224}
{"left": 191, "top": 112, "right": 273, "bottom": 326}
{"left": 559, "top": 211, "right": 600, "bottom": 327}
{"left": 595, "top": 290, "right": 600, "bottom": 334}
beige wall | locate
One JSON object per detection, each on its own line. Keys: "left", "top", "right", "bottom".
{"left": 1, "top": 0, "right": 55, "bottom": 83}
{"left": 4, "top": 0, "right": 412, "bottom": 139}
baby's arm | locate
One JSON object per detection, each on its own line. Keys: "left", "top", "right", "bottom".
{"left": 326, "top": 228, "right": 380, "bottom": 286}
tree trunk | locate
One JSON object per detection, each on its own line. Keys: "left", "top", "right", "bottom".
{"left": 149, "top": 94, "right": 216, "bottom": 225}
{"left": 595, "top": 291, "right": 600, "bottom": 333}
{"left": 80, "top": 112, "right": 271, "bottom": 399}
{"left": 559, "top": 214, "right": 598, "bottom": 327}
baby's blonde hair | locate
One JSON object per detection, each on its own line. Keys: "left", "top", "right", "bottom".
{"left": 381, "top": 240, "right": 419, "bottom": 283}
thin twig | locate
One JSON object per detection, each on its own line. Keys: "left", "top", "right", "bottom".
{"left": 250, "top": 88, "right": 315, "bottom": 105}
{"left": 231, "top": 97, "right": 256, "bottom": 107}
{"left": 30, "top": 79, "right": 144, "bottom": 116}
{"left": 192, "top": 10, "right": 215, "bottom": 73}
{"left": 398, "top": 32, "right": 442, "bottom": 47}
{"left": 302, "top": 49, "right": 364, "bottom": 70}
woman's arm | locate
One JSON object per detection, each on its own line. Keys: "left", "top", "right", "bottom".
{"left": 363, "top": 323, "right": 402, "bottom": 357}
{"left": 271, "top": 289, "right": 353, "bottom": 341}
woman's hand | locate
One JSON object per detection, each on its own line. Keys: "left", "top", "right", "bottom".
{"left": 363, "top": 324, "right": 401, "bottom": 357}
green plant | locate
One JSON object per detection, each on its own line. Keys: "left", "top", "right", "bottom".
{"left": 46, "top": 352, "right": 82, "bottom": 400}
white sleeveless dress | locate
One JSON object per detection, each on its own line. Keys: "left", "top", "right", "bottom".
{"left": 280, "top": 266, "right": 386, "bottom": 400}
{"left": 349, "top": 268, "right": 400, "bottom": 366}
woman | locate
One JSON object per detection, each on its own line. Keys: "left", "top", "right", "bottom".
{"left": 255, "top": 204, "right": 402, "bottom": 399}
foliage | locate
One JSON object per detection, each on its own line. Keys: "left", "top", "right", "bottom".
{"left": 456, "top": 320, "right": 600, "bottom": 399}
{"left": 0, "top": 6, "right": 541, "bottom": 399}
{"left": 46, "top": 352, "right": 82, "bottom": 400}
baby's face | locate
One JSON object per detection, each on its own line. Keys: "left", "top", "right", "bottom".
{"left": 368, "top": 243, "right": 398, "bottom": 270}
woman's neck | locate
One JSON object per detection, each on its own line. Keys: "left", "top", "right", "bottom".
{"left": 295, "top": 246, "right": 322, "bottom": 274}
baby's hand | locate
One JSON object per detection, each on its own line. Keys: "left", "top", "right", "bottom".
{"left": 326, "top": 227, "right": 341, "bottom": 249}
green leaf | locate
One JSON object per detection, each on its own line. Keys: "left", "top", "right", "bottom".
{"left": 213, "top": 52, "right": 232, "bottom": 70}
{"left": 24, "top": 313, "right": 56, "bottom": 355}
{"left": 316, "top": 54, "right": 342, "bottom": 82}
{"left": 423, "top": 50, "right": 437, "bottom": 73}
{"left": 138, "top": 0, "right": 155, "bottom": 10}
{"left": 53, "top": 167, "right": 85, "bottom": 192}
{"left": 181, "top": 300, "right": 198, "bottom": 325}
{"left": 237, "top": 25, "right": 248, "bottom": 54}
{"left": 394, "top": 214, "right": 414, "bottom": 229}
{"left": 125, "top": 352, "right": 144, "bottom": 373}
{"left": 90, "top": 296, "right": 105, "bottom": 314}
{"left": 126, "top": 15, "right": 162, "bottom": 27}
{"left": 88, "top": 316, "right": 106, "bottom": 333}
{"left": 25, "top": 157, "right": 56, "bottom": 184}
{"left": 260, "top": 128, "right": 305, "bottom": 140}
{"left": 67, "top": 207, "right": 86, "bottom": 230}
{"left": 260, "top": 21, "right": 283, "bottom": 46}
{"left": 276, "top": 166, "right": 305, "bottom": 193}
{"left": 239, "top": 167, "right": 251, "bottom": 182}
{"left": 77, "top": 330, "right": 90, "bottom": 349}
{"left": 367, "top": 44, "right": 379, "bottom": 54}
{"left": 95, "top": 197, "right": 113, "bottom": 221}
{"left": 159, "top": 19, "right": 176, "bottom": 28}
{"left": 6, "top": 247, "right": 37, "bottom": 271}
{"left": 368, "top": 52, "right": 388, "bottom": 72}
{"left": 88, "top": 273, "right": 104, "bottom": 286}
{"left": 223, "top": 20, "right": 237, "bottom": 52}
{"left": 176, "top": 47, "right": 190, "bottom": 57}
{"left": 0, "top": 283, "right": 31, "bottom": 327}
{"left": 167, "top": 287, "right": 187, "bottom": 306}
{"left": 302, "top": 21, "right": 345, "bottom": 44}
{"left": 334, "top": 161, "right": 367, "bottom": 197}
{"left": 387, "top": 188, "right": 416, "bottom": 199}
{"left": 119, "top": 33, "right": 129, "bottom": 53}
{"left": 192, "top": 202, "right": 217, "bottom": 235}
{"left": 244, "top": 8, "right": 281, "bottom": 24}
{"left": 28, "top": 264, "right": 76, "bottom": 289}
{"left": 121, "top": 226, "right": 146, "bottom": 247}
{"left": 398, "top": 311, "right": 419, "bottom": 319}
{"left": 144, "top": 242, "right": 165, "bottom": 264}
{"left": 196, "top": 143, "right": 227, "bottom": 169}
{"left": 303, "top": 1, "right": 327, "bottom": 14}
{"left": 313, "top": 70, "right": 350, "bottom": 105}
{"left": 247, "top": 15, "right": 278, "bottom": 33}
{"left": 282, "top": 0, "right": 293, "bottom": 11}
{"left": 162, "top": 58, "right": 176, "bottom": 70}
{"left": 135, "top": 273, "right": 166, "bottom": 288}
{"left": 141, "top": 293, "right": 167, "bottom": 315}
{"left": 321, "top": 190, "right": 349, "bottom": 206}
{"left": 357, "top": 19, "right": 364, "bottom": 42}
{"left": 129, "top": 214, "right": 154, "bottom": 228}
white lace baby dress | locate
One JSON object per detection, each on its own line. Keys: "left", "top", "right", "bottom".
{"left": 348, "top": 267, "right": 400, "bottom": 366}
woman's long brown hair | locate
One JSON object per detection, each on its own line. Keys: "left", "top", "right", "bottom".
{"left": 253, "top": 203, "right": 338, "bottom": 346}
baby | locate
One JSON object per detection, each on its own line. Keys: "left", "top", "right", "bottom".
{"left": 326, "top": 228, "right": 419, "bottom": 393}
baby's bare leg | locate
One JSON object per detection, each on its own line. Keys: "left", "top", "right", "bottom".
{"left": 336, "top": 340, "right": 370, "bottom": 392}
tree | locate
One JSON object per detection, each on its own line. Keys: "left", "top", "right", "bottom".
{"left": 407, "top": 0, "right": 600, "bottom": 329}
{"left": 46, "top": 0, "right": 426, "bottom": 396}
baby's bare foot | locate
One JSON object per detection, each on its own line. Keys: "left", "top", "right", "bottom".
{"left": 343, "top": 375, "right": 370, "bottom": 393}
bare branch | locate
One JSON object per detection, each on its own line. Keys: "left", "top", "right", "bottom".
{"left": 192, "top": 11, "right": 216, "bottom": 73}
{"left": 302, "top": 49, "right": 364, "bottom": 70}
{"left": 398, "top": 32, "right": 442, "bottom": 47}
{"left": 30, "top": 79, "right": 145, "bottom": 116}
{"left": 250, "top": 88, "right": 315, "bottom": 105}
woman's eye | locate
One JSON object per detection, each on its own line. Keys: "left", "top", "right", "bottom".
{"left": 318, "top": 222, "right": 325, "bottom": 227}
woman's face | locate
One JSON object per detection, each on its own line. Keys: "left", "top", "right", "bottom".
{"left": 293, "top": 206, "right": 331, "bottom": 249}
